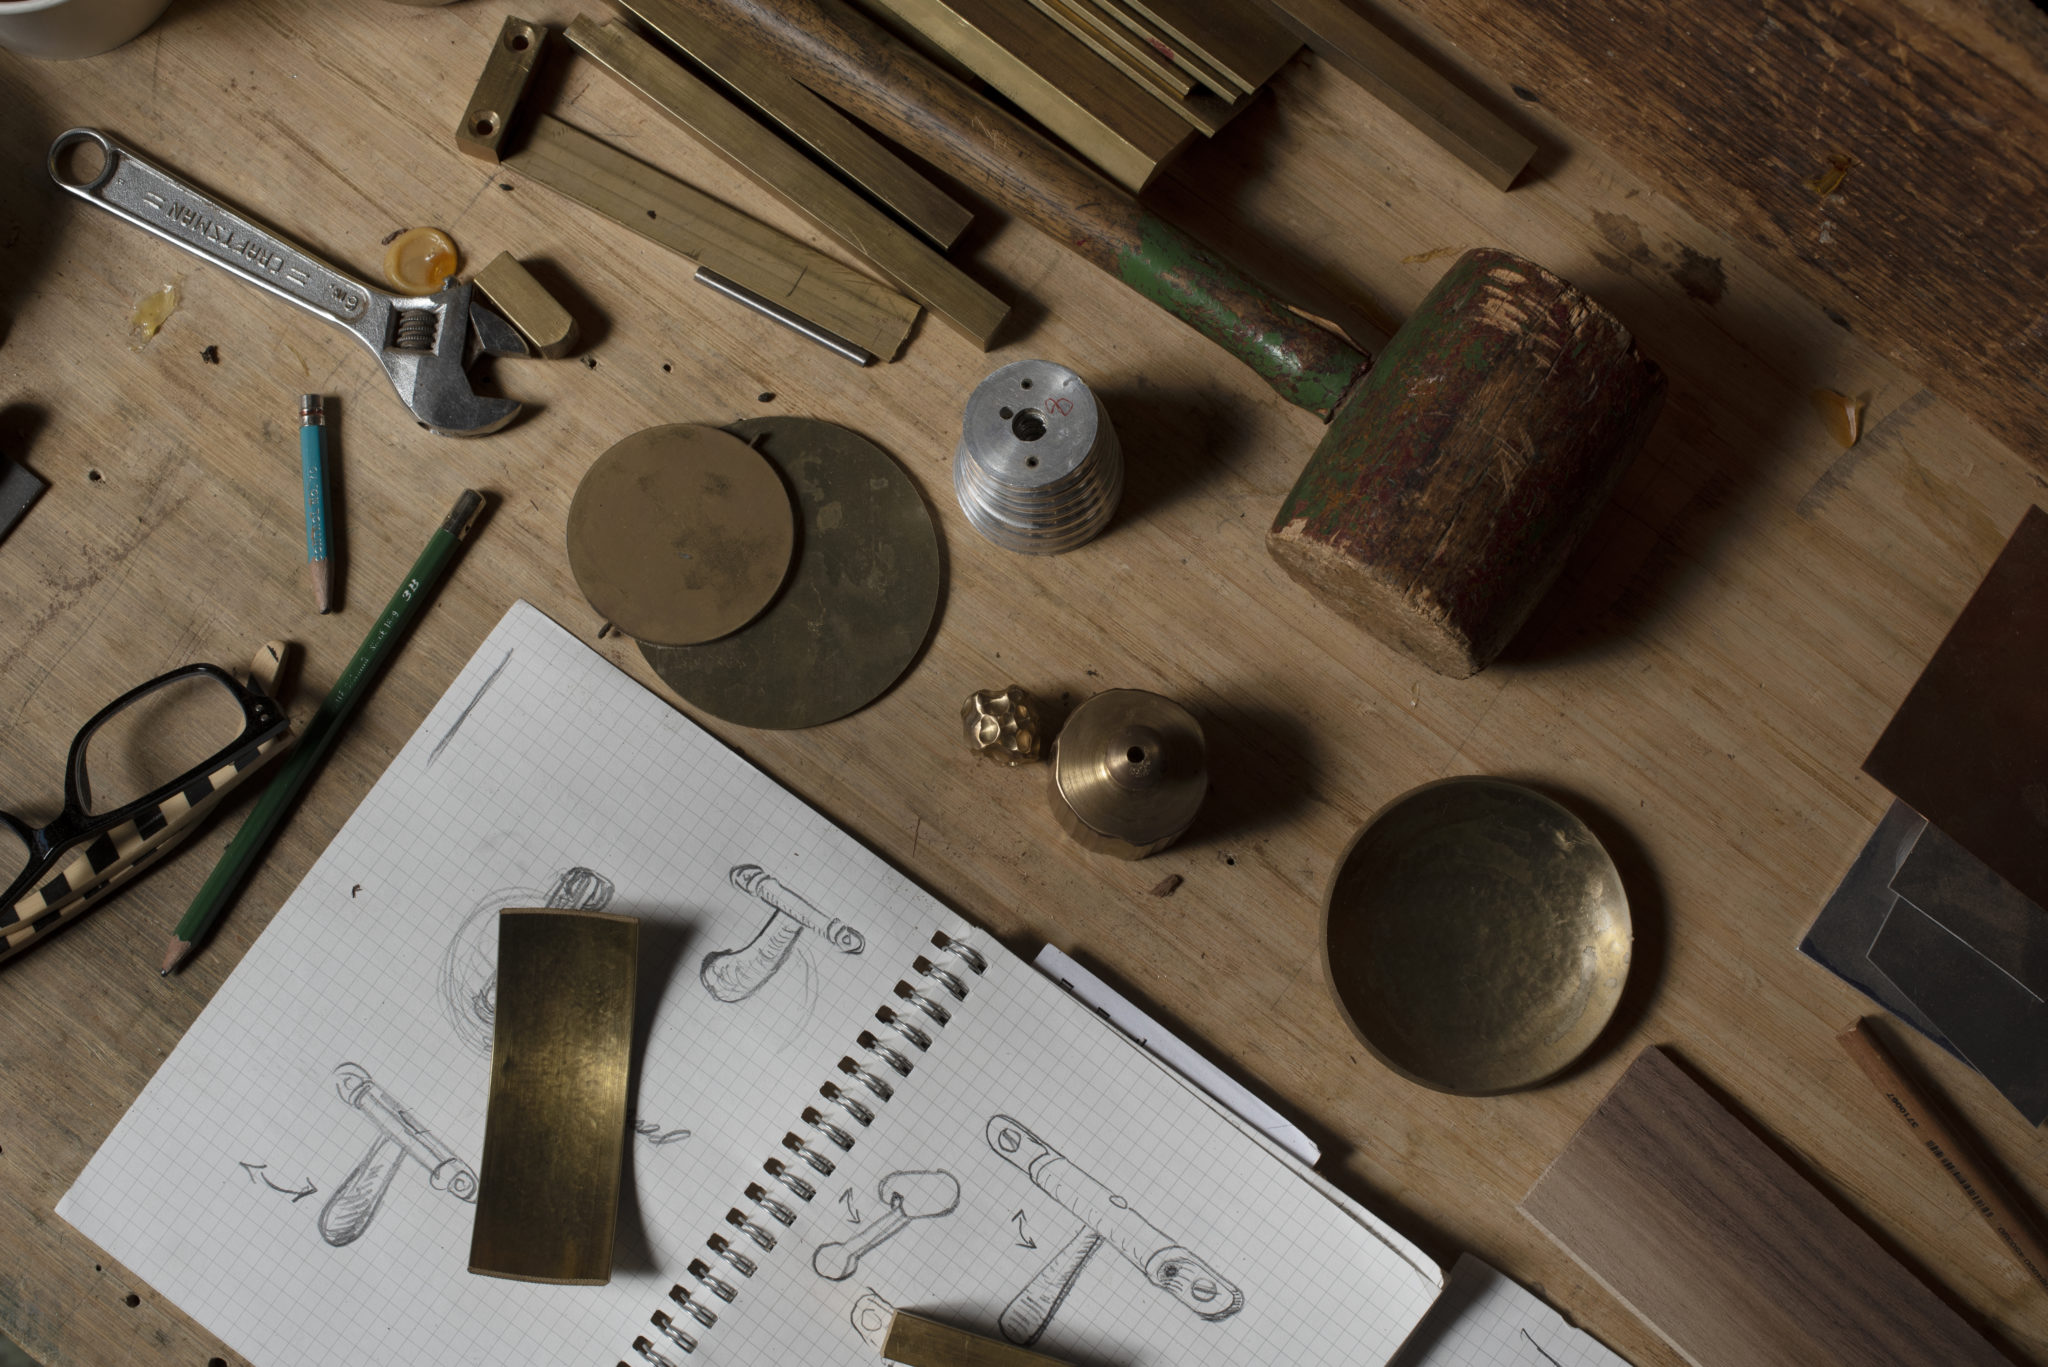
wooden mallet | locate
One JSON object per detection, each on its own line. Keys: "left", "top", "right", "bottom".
{"left": 637, "top": 0, "right": 1665, "bottom": 676}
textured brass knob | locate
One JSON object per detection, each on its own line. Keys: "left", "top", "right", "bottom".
{"left": 963, "top": 685, "right": 1045, "bottom": 765}
{"left": 1051, "top": 690, "right": 1206, "bottom": 859}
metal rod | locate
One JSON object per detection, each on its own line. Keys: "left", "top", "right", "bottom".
{"left": 693, "top": 266, "right": 876, "bottom": 366}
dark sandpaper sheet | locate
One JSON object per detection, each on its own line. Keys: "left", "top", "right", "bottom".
{"left": 1891, "top": 820, "right": 2048, "bottom": 1000}
{"left": 1869, "top": 899, "right": 2048, "bottom": 1125}
{"left": 1799, "top": 803, "right": 1959, "bottom": 1059}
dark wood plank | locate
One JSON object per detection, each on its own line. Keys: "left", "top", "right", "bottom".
{"left": 1402, "top": 0, "right": 2048, "bottom": 468}
{"left": 1521, "top": 1047, "right": 2009, "bottom": 1367}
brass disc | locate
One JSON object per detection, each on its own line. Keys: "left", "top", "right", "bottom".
{"left": 641, "top": 418, "right": 940, "bottom": 730}
{"left": 1050, "top": 690, "right": 1207, "bottom": 859}
{"left": 1322, "top": 777, "right": 1631, "bottom": 1096}
{"left": 567, "top": 424, "right": 794, "bottom": 647}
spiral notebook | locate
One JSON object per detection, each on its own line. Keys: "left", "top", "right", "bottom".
{"left": 59, "top": 601, "right": 1441, "bottom": 1367}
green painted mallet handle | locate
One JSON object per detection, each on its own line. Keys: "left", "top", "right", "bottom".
{"left": 164, "top": 491, "right": 486, "bottom": 973}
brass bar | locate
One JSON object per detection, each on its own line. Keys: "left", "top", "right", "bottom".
{"left": 1087, "top": 0, "right": 1243, "bottom": 96}
{"left": 859, "top": 0, "right": 1195, "bottom": 193}
{"left": 1023, "top": 0, "right": 1195, "bottom": 99}
{"left": 1251, "top": 0, "right": 1535, "bottom": 189}
{"left": 505, "top": 115, "right": 919, "bottom": 361}
{"left": 567, "top": 17, "right": 1008, "bottom": 348}
{"left": 457, "top": 15, "right": 548, "bottom": 162}
{"left": 472, "top": 252, "right": 578, "bottom": 359}
{"left": 469, "top": 909, "right": 639, "bottom": 1286}
{"left": 882, "top": 1310, "right": 1076, "bottom": 1366}
{"left": 613, "top": 0, "right": 974, "bottom": 249}
{"left": 1117, "top": 0, "right": 1298, "bottom": 96}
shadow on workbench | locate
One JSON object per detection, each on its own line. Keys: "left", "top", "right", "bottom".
{"left": 0, "top": 89, "right": 60, "bottom": 353}
{"left": 0, "top": 1330, "right": 34, "bottom": 1367}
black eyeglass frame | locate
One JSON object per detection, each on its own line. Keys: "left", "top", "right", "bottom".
{"left": 2, "top": 662, "right": 289, "bottom": 922}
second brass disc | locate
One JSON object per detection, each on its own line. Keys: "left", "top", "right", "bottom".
{"left": 567, "top": 424, "right": 794, "bottom": 647}
{"left": 1322, "top": 777, "right": 1631, "bottom": 1096}
{"left": 641, "top": 418, "right": 940, "bottom": 730}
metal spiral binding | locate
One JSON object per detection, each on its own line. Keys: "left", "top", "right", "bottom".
{"left": 668, "top": 1284, "right": 717, "bottom": 1327}
{"left": 651, "top": 1313, "right": 697, "bottom": 1355}
{"left": 745, "top": 1182, "right": 798, "bottom": 1225}
{"left": 764, "top": 1155, "right": 818, "bottom": 1197}
{"left": 802, "top": 1105, "right": 857, "bottom": 1150}
{"left": 390, "top": 305, "right": 439, "bottom": 353}
{"left": 621, "top": 934, "right": 987, "bottom": 1365}
{"left": 839, "top": 1055, "right": 895, "bottom": 1099}
{"left": 726, "top": 1207, "right": 778, "bottom": 1250}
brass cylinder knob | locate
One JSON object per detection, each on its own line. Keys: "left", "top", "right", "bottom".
{"left": 1050, "top": 690, "right": 1206, "bottom": 859}
{"left": 963, "top": 685, "right": 1045, "bottom": 765}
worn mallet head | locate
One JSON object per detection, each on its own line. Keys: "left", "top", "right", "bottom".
{"left": 1269, "top": 248, "right": 1665, "bottom": 678}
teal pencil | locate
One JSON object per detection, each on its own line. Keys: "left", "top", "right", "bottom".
{"left": 161, "top": 490, "right": 486, "bottom": 975}
{"left": 300, "top": 395, "right": 335, "bottom": 613}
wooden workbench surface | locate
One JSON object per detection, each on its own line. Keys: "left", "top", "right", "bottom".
{"left": 3, "top": 2, "right": 2044, "bottom": 1364}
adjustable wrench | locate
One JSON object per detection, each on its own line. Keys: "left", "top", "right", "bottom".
{"left": 48, "top": 128, "right": 526, "bottom": 437}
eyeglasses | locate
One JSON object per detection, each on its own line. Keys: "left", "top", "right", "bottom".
{"left": 2, "top": 661, "right": 292, "bottom": 965}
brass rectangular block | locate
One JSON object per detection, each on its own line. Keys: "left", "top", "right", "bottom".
{"left": 882, "top": 1311, "right": 1076, "bottom": 1366}
{"left": 567, "top": 17, "right": 1008, "bottom": 348}
{"left": 613, "top": 0, "right": 974, "bottom": 250}
{"left": 472, "top": 252, "right": 578, "bottom": 359}
{"left": 457, "top": 15, "right": 547, "bottom": 163}
{"left": 468, "top": 908, "right": 639, "bottom": 1286}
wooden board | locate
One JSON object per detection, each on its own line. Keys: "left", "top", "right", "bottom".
{"left": 4, "top": 4, "right": 2048, "bottom": 1367}
{"left": 1521, "top": 1047, "right": 2011, "bottom": 1367}
{"left": 1385, "top": 0, "right": 2048, "bottom": 471}
{"left": 861, "top": 0, "right": 1196, "bottom": 191}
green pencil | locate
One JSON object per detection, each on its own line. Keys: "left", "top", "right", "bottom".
{"left": 162, "top": 490, "right": 486, "bottom": 975}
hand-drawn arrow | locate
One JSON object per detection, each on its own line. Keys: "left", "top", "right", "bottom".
{"left": 239, "top": 1162, "right": 318, "bottom": 1202}
{"left": 1012, "top": 1210, "right": 1037, "bottom": 1249}
{"left": 840, "top": 1188, "right": 864, "bottom": 1224}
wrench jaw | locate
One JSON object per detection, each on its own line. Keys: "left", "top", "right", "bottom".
{"left": 379, "top": 282, "right": 526, "bottom": 437}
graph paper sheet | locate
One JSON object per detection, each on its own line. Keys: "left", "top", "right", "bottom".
{"left": 60, "top": 601, "right": 1441, "bottom": 1366}
{"left": 1390, "top": 1255, "right": 1633, "bottom": 1367}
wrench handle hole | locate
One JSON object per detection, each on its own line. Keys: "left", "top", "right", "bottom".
{"left": 50, "top": 133, "right": 110, "bottom": 190}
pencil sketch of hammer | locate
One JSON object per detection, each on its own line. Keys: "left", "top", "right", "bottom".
{"left": 318, "top": 1062, "right": 478, "bottom": 1248}
{"left": 701, "top": 865, "right": 865, "bottom": 1003}
{"left": 988, "top": 1115, "right": 1241, "bottom": 1344}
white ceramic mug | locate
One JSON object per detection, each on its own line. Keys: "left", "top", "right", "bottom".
{"left": 0, "top": 0, "right": 176, "bottom": 59}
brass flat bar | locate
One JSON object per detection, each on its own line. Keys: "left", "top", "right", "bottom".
{"left": 469, "top": 909, "right": 639, "bottom": 1286}
{"left": 1087, "top": 0, "right": 1242, "bottom": 96}
{"left": 860, "top": 0, "right": 1195, "bottom": 193}
{"left": 568, "top": 16, "right": 1007, "bottom": 348}
{"left": 457, "top": 15, "right": 548, "bottom": 162}
{"left": 882, "top": 1311, "right": 1076, "bottom": 1366}
{"left": 1251, "top": 0, "right": 1535, "bottom": 189}
{"left": 505, "top": 115, "right": 919, "bottom": 361}
{"left": 1023, "top": 0, "right": 1253, "bottom": 137}
{"left": 1024, "top": 0, "right": 1196, "bottom": 99}
{"left": 613, "top": 0, "right": 974, "bottom": 249}
{"left": 1117, "top": 0, "right": 1298, "bottom": 96}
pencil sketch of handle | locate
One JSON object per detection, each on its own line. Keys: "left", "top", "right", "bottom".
{"left": 988, "top": 1115, "right": 1242, "bottom": 1323}
{"left": 811, "top": 1169, "right": 960, "bottom": 1279}
{"left": 1001, "top": 1228, "right": 1103, "bottom": 1345}
{"left": 319, "top": 1062, "right": 478, "bottom": 1247}
{"left": 701, "top": 864, "right": 865, "bottom": 1003}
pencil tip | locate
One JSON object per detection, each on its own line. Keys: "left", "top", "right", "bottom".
{"left": 310, "top": 560, "right": 333, "bottom": 615}
{"left": 160, "top": 941, "right": 189, "bottom": 976}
